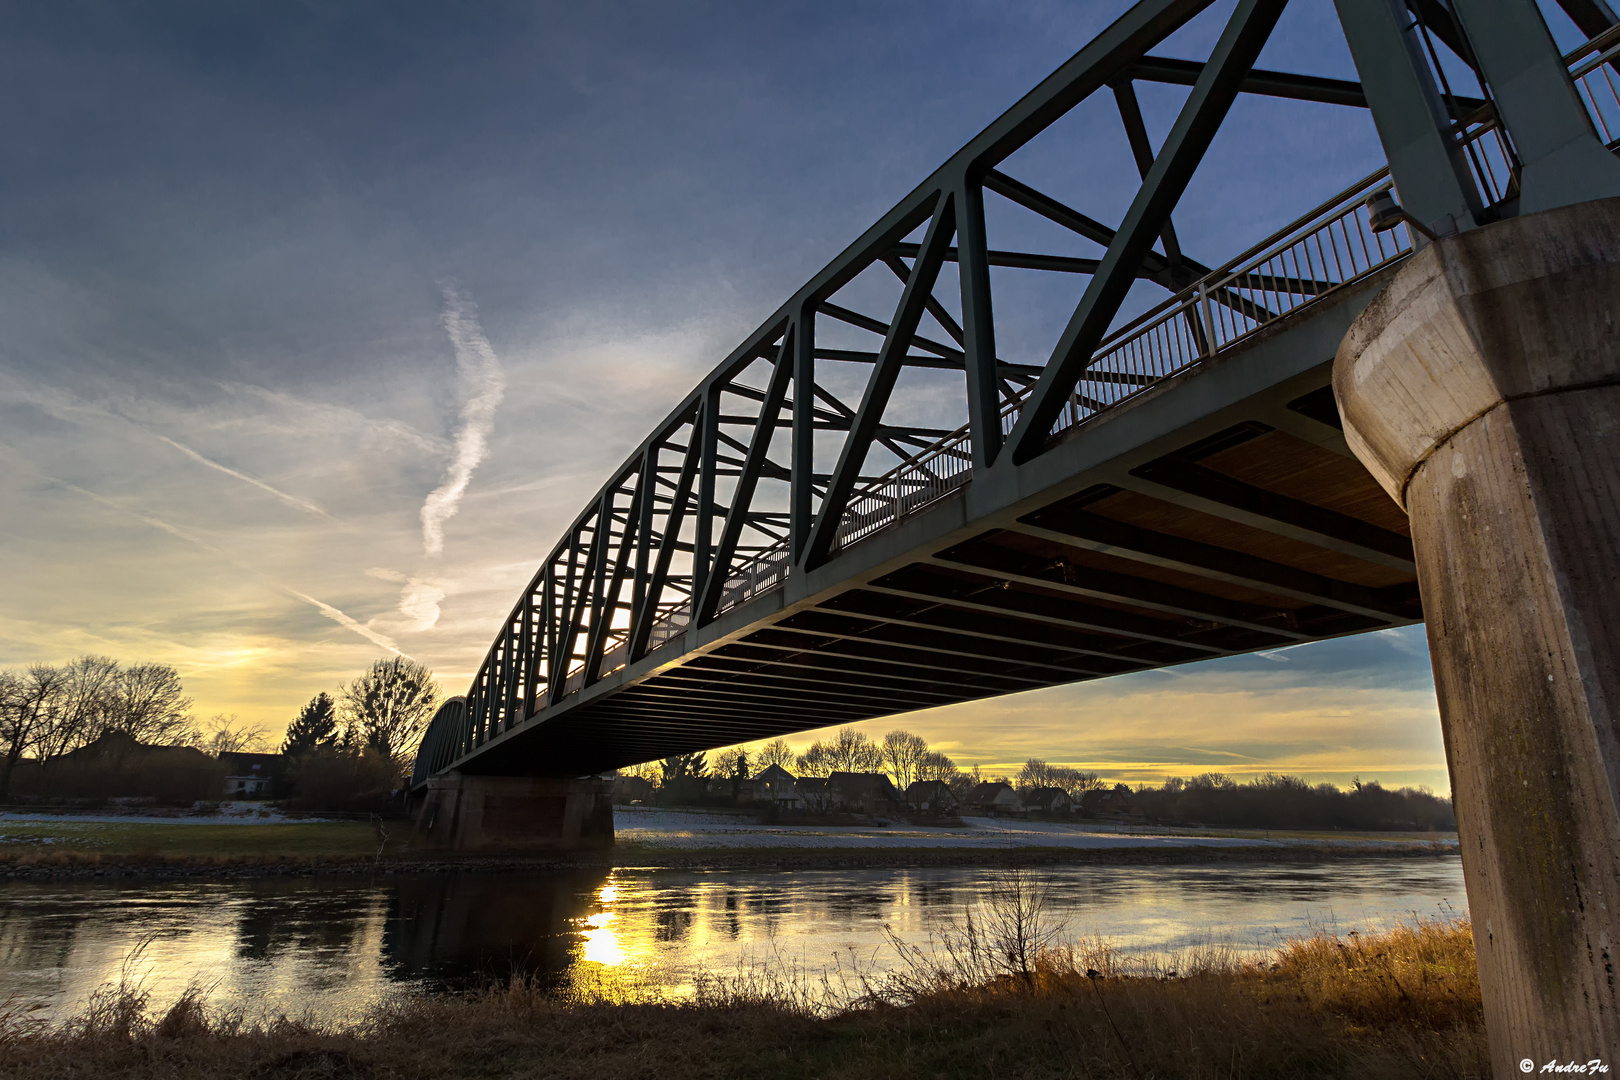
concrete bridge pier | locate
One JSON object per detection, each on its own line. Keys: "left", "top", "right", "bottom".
{"left": 1335, "top": 197, "right": 1620, "bottom": 1071}
{"left": 411, "top": 773, "right": 615, "bottom": 853}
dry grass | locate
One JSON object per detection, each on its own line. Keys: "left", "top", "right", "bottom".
{"left": 0, "top": 821, "right": 384, "bottom": 866}
{"left": 0, "top": 876, "right": 1486, "bottom": 1079}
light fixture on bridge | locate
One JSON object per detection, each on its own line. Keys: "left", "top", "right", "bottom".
{"left": 1365, "top": 189, "right": 1439, "bottom": 241}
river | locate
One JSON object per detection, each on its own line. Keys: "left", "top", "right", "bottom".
{"left": 0, "top": 857, "right": 1465, "bottom": 1024}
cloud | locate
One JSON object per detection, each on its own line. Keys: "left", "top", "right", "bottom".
{"left": 367, "top": 567, "right": 447, "bottom": 632}
{"left": 420, "top": 283, "right": 506, "bottom": 557}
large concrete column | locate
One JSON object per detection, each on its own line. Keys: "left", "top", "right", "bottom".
{"left": 1335, "top": 197, "right": 1620, "bottom": 1074}
{"left": 411, "top": 773, "right": 615, "bottom": 853}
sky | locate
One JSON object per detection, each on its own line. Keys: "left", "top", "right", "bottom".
{"left": 8, "top": 0, "right": 1577, "bottom": 794}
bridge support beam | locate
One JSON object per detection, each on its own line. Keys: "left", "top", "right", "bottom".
{"left": 411, "top": 774, "right": 615, "bottom": 853}
{"left": 1335, "top": 198, "right": 1620, "bottom": 1076}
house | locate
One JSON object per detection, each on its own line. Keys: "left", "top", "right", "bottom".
{"left": 828, "top": 772, "right": 902, "bottom": 814}
{"left": 903, "top": 779, "right": 958, "bottom": 813}
{"left": 795, "top": 776, "right": 834, "bottom": 812}
{"left": 1022, "top": 786, "right": 1072, "bottom": 814}
{"left": 750, "top": 764, "right": 801, "bottom": 808}
{"left": 218, "top": 751, "right": 283, "bottom": 798}
{"left": 1079, "top": 784, "right": 1135, "bottom": 818}
{"left": 963, "top": 781, "right": 1024, "bottom": 816}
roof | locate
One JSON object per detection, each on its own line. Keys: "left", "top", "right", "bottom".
{"left": 965, "top": 781, "right": 1016, "bottom": 803}
{"left": 218, "top": 751, "right": 283, "bottom": 772}
{"left": 752, "top": 763, "right": 796, "bottom": 782}
{"left": 1023, "top": 786, "right": 1071, "bottom": 805}
{"left": 904, "top": 779, "right": 954, "bottom": 798}
{"left": 829, "top": 772, "right": 900, "bottom": 800}
{"left": 63, "top": 731, "right": 213, "bottom": 762}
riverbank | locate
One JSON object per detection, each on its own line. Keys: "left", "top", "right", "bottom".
{"left": 0, "top": 806, "right": 1458, "bottom": 880}
{"left": 0, "top": 917, "right": 1486, "bottom": 1079}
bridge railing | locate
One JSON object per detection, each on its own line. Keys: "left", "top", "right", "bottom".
{"left": 714, "top": 546, "right": 793, "bottom": 617}
{"left": 1043, "top": 166, "right": 1412, "bottom": 441}
{"left": 662, "top": 165, "right": 1416, "bottom": 628}
{"left": 831, "top": 423, "right": 975, "bottom": 555}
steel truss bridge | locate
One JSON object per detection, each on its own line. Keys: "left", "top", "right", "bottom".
{"left": 413, "top": 0, "right": 1620, "bottom": 782}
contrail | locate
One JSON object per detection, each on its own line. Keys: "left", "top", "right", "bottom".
{"left": 155, "top": 434, "right": 340, "bottom": 523}
{"left": 31, "top": 461, "right": 404, "bottom": 658}
{"left": 285, "top": 589, "right": 405, "bottom": 656}
{"left": 421, "top": 283, "right": 506, "bottom": 556}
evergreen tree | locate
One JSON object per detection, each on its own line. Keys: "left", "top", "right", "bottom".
{"left": 282, "top": 693, "right": 339, "bottom": 757}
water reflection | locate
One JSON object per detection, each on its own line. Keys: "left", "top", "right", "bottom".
{"left": 383, "top": 868, "right": 610, "bottom": 990}
{"left": 0, "top": 858, "right": 1467, "bottom": 1021}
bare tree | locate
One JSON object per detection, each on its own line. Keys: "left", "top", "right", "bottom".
{"left": 795, "top": 741, "right": 834, "bottom": 777}
{"left": 37, "top": 656, "right": 121, "bottom": 761}
{"left": 798, "top": 729, "right": 881, "bottom": 776}
{"left": 204, "top": 714, "right": 267, "bottom": 756}
{"left": 0, "top": 666, "right": 61, "bottom": 799}
{"left": 881, "top": 730, "right": 929, "bottom": 790}
{"left": 825, "top": 727, "right": 882, "bottom": 772}
{"left": 755, "top": 738, "right": 794, "bottom": 771}
{"left": 0, "top": 656, "right": 138, "bottom": 798}
{"left": 1060, "top": 768, "right": 1104, "bottom": 797}
{"left": 340, "top": 656, "right": 439, "bottom": 765}
{"left": 916, "top": 750, "right": 959, "bottom": 784}
{"left": 1017, "top": 758, "right": 1056, "bottom": 792}
{"left": 102, "top": 663, "right": 197, "bottom": 747}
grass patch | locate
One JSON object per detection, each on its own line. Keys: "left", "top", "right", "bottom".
{"left": 0, "top": 821, "right": 382, "bottom": 864}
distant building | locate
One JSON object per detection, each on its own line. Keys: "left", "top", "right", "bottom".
{"left": 1022, "top": 786, "right": 1073, "bottom": 814}
{"left": 1079, "top": 784, "right": 1135, "bottom": 818}
{"left": 963, "top": 781, "right": 1024, "bottom": 815}
{"left": 828, "top": 772, "right": 902, "bottom": 814}
{"left": 903, "top": 779, "right": 958, "bottom": 813}
{"left": 218, "top": 751, "right": 283, "bottom": 798}
{"left": 613, "top": 775, "right": 654, "bottom": 804}
{"left": 750, "top": 764, "right": 801, "bottom": 808}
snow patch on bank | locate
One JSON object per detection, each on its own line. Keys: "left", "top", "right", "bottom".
{"left": 613, "top": 807, "right": 1273, "bottom": 850}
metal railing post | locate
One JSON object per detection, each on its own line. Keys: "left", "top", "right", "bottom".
{"left": 1197, "top": 279, "right": 1216, "bottom": 357}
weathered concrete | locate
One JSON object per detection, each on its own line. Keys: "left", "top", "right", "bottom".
{"left": 1335, "top": 197, "right": 1620, "bottom": 1076}
{"left": 411, "top": 773, "right": 615, "bottom": 852}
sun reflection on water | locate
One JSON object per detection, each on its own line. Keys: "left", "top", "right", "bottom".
{"left": 579, "top": 880, "right": 623, "bottom": 966}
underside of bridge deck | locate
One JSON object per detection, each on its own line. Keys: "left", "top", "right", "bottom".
{"left": 453, "top": 271, "right": 1421, "bottom": 776}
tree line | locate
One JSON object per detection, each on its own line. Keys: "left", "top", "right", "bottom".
{"left": 623, "top": 735, "right": 1454, "bottom": 832}
{"left": 0, "top": 653, "right": 441, "bottom": 810}
{"left": 0, "top": 656, "right": 232, "bottom": 799}
{"left": 1129, "top": 773, "right": 1455, "bottom": 831}
{"left": 627, "top": 727, "right": 980, "bottom": 804}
